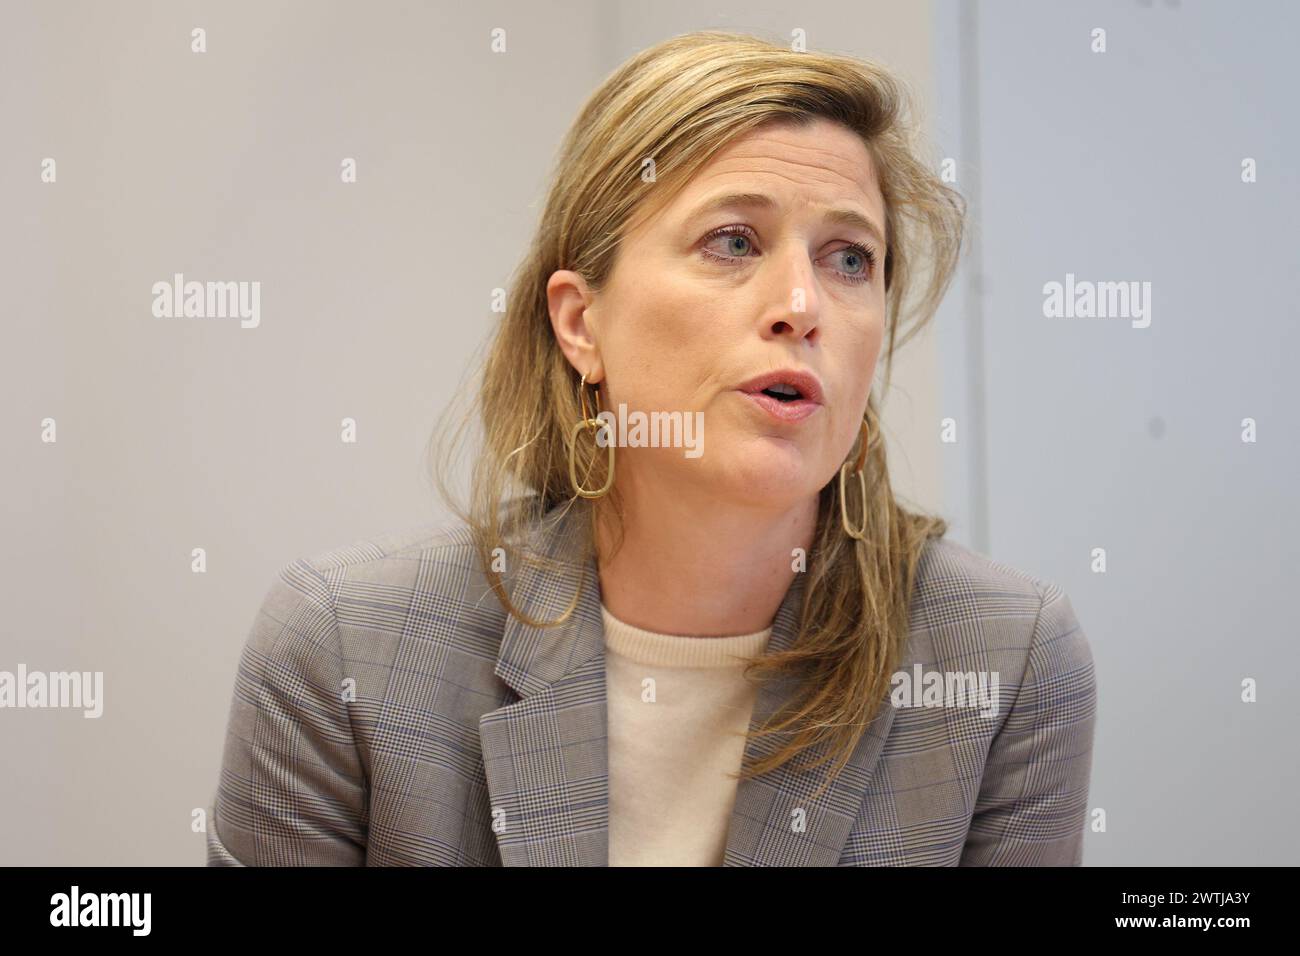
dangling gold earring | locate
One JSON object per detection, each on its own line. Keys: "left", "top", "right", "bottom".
{"left": 839, "top": 418, "right": 869, "bottom": 540}
{"left": 568, "top": 372, "right": 615, "bottom": 499}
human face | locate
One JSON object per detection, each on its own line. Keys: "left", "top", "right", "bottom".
{"left": 557, "top": 117, "right": 887, "bottom": 510}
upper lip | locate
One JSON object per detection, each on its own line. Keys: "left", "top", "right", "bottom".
{"left": 737, "top": 368, "right": 826, "bottom": 405}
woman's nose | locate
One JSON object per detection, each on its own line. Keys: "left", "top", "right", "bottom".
{"left": 763, "top": 252, "right": 821, "bottom": 340}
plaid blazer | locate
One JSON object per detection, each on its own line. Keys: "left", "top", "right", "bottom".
{"left": 207, "top": 498, "right": 1097, "bottom": 866}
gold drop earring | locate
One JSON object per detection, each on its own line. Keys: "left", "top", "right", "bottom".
{"left": 568, "top": 372, "right": 615, "bottom": 499}
{"left": 839, "top": 417, "right": 869, "bottom": 540}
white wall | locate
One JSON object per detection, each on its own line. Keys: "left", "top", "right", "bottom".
{"left": 933, "top": 0, "right": 1300, "bottom": 865}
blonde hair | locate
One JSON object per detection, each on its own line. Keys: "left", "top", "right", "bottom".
{"left": 429, "top": 30, "right": 965, "bottom": 797}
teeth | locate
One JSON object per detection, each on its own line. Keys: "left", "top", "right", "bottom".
{"left": 766, "top": 383, "right": 799, "bottom": 396}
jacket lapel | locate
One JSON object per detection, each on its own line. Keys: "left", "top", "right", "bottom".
{"left": 479, "top": 498, "right": 897, "bottom": 867}
{"left": 722, "top": 567, "right": 898, "bottom": 866}
{"left": 479, "top": 500, "right": 610, "bottom": 866}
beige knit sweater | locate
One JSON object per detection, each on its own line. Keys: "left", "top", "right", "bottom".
{"left": 601, "top": 603, "right": 773, "bottom": 866}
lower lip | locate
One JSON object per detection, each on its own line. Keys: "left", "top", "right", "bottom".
{"left": 741, "top": 390, "right": 822, "bottom": 423}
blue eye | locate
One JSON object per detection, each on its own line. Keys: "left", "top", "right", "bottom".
{"left": 831, "top": 244, "right": 878, "bottom": 283}
{"left": 702, "top": 227, "right": 756, "bottom": 259}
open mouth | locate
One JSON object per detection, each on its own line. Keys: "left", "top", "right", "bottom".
{"left": 760, "top": 384, "right": 804, "bottom": 403}
{"left": 737, "top": 369, "right": 825, "bottom": 419}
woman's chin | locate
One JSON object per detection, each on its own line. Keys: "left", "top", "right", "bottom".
{"left": 715, "top": 447, "right": 821, "bottom": 506}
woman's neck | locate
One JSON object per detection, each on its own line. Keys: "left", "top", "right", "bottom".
{"left": 593, "top": 482, "right": 817, "bottom": 637}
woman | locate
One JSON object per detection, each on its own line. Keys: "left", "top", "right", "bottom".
{"left": 208, "top": 31, "right": 1096, "bottom": 866}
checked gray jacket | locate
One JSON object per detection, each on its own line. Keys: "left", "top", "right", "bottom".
{"left": 206, "top": 498, "right": 1097, "bottom": 866}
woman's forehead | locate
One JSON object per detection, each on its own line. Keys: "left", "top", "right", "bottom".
{"left": 621, "top": 118, "right": 886, "bottom": 246}
{"left": 686, "top": 122, "right": 882, "bottom": 208}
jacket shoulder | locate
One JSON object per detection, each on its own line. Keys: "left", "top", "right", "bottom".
{"left": 271, "top": 517, "right": 505, "bottom": 653}
{"left": 912, "top": 538, "right": 1098, "bottom": 865}
{"left": 909, "top": 535, "right": 1092, "bottom": 683}
{"left": 913, "top": 536, "right": 1065, "bottom": 618}
{"left": 297, "top": 518, "right": 481, "bottom": 577}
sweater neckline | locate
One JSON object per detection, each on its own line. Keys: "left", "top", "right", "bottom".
{"left": 600, "top": 603, "right": 772, "bottom": 668}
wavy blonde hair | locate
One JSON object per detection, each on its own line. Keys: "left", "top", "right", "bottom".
{"left": 429, "top": 30, "right": 965, "bottom": 798}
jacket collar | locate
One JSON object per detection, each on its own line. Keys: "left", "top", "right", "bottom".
{"left": 478, "top": 498, "right": 897, "bottom": 866}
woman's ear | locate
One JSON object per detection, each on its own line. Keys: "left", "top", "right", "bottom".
{"left": 546, "top": 269, "right": 604, "bottom": 383}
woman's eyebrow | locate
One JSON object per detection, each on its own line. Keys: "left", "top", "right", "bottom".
{"left": 682, "top": 191, "right": 886, "bottom": 247}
